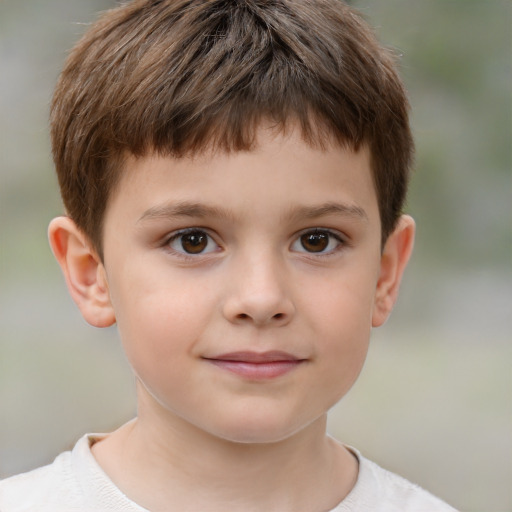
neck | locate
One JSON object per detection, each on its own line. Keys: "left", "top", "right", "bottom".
{"left": 92, "top": 391, "right": 357, "bottom": 512}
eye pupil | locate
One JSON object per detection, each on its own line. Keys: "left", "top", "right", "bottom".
{"left": 301, "top": 232, "right": 329, "bottom": 252}
{"left": 181, "top": 232, "right": 207, "bottom": 253}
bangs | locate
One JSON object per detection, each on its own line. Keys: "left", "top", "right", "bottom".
{"left": 51, "top": 0, "right": 412, "bottom": 255}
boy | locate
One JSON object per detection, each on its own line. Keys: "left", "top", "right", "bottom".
{"left": 0, "top": 0, "right": 457, "bottom": 510}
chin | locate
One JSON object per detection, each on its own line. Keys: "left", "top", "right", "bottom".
{"left": 205, "top": 414, "right": 310, "bottom": 446}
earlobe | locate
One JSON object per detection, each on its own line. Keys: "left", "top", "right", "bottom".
{"left": 48, "top": 216, "right": 116, "bottom": 328}
{"left": 372, "top": 215, "right": 415, "bottom": 327}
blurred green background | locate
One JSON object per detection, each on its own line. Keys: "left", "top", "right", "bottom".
{"left": 0, "top": 1, "right": 510, "bottom": 510}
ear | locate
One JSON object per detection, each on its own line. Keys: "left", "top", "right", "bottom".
{"left": 372, "top": 215, "right": 415, "bottom": 327}
{"left": 48, "top": 216, "right": 116, "bottom": 328}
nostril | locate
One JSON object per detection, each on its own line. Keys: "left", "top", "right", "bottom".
{"left": 234, "top": 312, "right": 286, "bottom": 322}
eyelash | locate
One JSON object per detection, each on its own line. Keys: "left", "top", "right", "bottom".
{"left": 291, "top": 228, "right": 346, "bottom": 256}
{"left": 162, "top": 227, "right": 347, "bottom": 259}
{"left": 163, "top": 228, "right": 220, "bottom": 259}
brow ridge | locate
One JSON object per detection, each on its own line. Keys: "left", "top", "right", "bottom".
{"left": 138, "top": 201, "right": 235, "bottom": 223}
{"left": 138, "top": 200, "right": 368, "bottom": 224}
{"left": 285, "top": 202, "right": 368, "bottom": 222}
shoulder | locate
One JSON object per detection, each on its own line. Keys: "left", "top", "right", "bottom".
{"left": 331, "top": 447, "right": 459, "bottom": 512}
{"left": 0, "top": 434, "right": 147, "bottom": 512}
{"left": 0, "top": 448, "right": 77, "bottom": 512}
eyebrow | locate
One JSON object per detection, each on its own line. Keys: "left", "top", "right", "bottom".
{"left": 138, "top": 201, "right": 236, "bottom": 223}
{"left": 285, "top": 202, "right": 368, "bottom": 223}
{"left": 138, "top": 200, "right": 368, "bottom": 223}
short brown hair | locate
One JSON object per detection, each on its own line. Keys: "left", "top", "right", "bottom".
{"left": 51, "top": 0, "right": 413, "bottom": 258}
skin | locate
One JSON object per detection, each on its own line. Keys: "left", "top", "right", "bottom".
{"left": 49, "top": 126, "right": 415, "bottom": 511}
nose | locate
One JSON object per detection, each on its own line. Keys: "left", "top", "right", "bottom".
{"left": 222, "top": 253, "right": 295, "bottom": 327}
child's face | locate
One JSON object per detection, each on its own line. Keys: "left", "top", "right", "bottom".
{"left": 99, "top": 127, "right": 392, "bottom": 443}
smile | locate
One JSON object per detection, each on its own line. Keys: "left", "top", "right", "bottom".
{"left": 204, "top": 351, "right": 305, "bottom": 379}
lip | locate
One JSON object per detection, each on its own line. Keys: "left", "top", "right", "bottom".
{"left": 204, "top": 351, "right": 305, "bottom": 379}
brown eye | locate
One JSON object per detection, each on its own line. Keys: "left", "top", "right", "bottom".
{"left": 180, "top": 232, "right": 208, "bottom": 253}
{"left": 168, "top": 229, "right": 218, "bottom": 255}
{"left": 300, "top": 232, "right": 329, "bottom": 252}
{"left": 291, "top": 229, "right": 343, "bottom": 255}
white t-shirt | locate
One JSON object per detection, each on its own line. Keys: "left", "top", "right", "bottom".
{"left": 0, "top": 434, "right": 458, "bottom": 512}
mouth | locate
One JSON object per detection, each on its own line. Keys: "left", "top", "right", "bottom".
{"left": 203, "top": 351, "right": 306, "bottom": 379}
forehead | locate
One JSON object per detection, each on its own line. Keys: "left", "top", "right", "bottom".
{"left": 106, "top": 127, "right": 379, "bottom": 227}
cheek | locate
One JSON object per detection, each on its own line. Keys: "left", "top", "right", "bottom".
{"left": 111, "top": 282, "right": 208, "bottom": 372}
{"left": 313, "top": 319, "right": 370, "bottom": 414}
{"left": 303, "top": 269, "right": 376, "bottom": 388}
{"left": 307, "top": 266, "right": 377, "bottom": 334}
